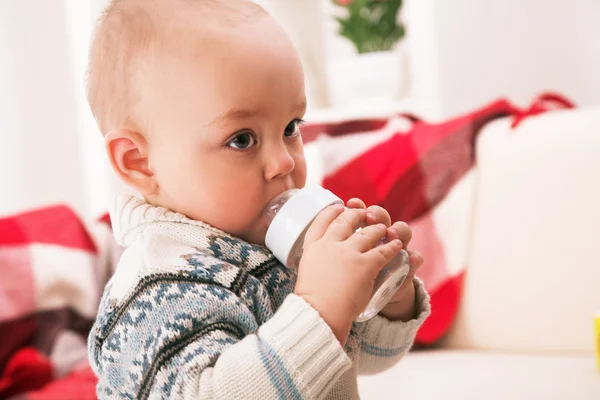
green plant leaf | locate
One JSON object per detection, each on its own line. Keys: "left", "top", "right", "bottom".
{"left": 333, "top": 0, "right": 405, "bottom": 53}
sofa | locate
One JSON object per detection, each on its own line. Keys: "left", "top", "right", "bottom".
{"left": 354, "top": 107, "right": 600, "bottom": 399}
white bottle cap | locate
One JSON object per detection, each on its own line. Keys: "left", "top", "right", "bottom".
{"left": 265, "top": 184, "right": 343, "bottom": 267}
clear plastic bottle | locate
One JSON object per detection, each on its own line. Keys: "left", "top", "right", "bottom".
{"left": 264, "top": 184, "right": 410, "bottom": 322}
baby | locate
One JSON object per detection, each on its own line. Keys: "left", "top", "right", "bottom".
{"left": 86, "top": 0, "right": 430, "bottom": 399}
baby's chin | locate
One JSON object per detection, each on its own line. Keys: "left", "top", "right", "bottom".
{"left": 231, "top": 217, "right": 269, "bottom": 246}
{"left": 234, "top": 230, "right": 266, "bottom": 246}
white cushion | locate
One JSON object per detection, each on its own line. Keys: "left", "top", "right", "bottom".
{"left": 358, "top": 350, "right": 600, "bottom": 399}
{"left": 444, "top": 107, "right": 600, "bottom": 351}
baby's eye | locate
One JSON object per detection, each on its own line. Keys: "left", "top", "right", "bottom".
{"left": 227, "top": 132, "right": 256, "bottom": 150}
{"left": 284, "top": 119, "right": 304, "bottom": 137}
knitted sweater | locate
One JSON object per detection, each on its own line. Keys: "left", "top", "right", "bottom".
{"left": 88, "top": 196, "right": 431, "bottom": 399}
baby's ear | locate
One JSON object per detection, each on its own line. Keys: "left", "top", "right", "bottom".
{"left": 105, "top": 129, "right": 157, "bottom": 196}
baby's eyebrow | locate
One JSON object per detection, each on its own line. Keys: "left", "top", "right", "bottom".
{"left": 210, "top": 99, "right": 307, "bottom": 126}
{"left": 211, "top": 108, "right": 259, "bottom": 125}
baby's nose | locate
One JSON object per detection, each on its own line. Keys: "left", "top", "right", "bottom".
{"left": 265, "top": 147, "right": 295, "bottom": 180}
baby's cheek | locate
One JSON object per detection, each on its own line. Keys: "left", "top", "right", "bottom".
{"left": 293, "top": 154, "right": 308, "bottom": 187}
{"left": 217, "top": 192, "right": 262, "bottom": 229}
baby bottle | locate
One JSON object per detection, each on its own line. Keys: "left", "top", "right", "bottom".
{"left": 264, "top": 184, "right": 410, "bottom": 322}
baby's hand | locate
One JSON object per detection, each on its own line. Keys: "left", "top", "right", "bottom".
{"left": 346, "top": 198, "right": 424, "bottom": 322}
{"left": 294, "top": 204, "right": 404, "bottom": 345}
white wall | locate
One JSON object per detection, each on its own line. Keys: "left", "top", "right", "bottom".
{"left": 259, "top": 0, "right": 447, "bottom": 119}
{"left": 310, "top": 0, "right": 600, "bottom": 119}
{"left": 0, "top": 1, "right": 88, "bottom": 216}
{"left": 432, "top": 0, "right": 600, "bottom": 116}
{"left": 0, "top": 0, "right": 124, "bottom": 218}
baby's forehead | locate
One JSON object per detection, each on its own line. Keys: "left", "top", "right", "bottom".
{"left": 87, "top": 0, "right": 267, "bottom": 134}
{"left": 121, "top": 0, "right": 273, "bottom": 83}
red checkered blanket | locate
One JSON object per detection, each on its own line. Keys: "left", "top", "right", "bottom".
{"left": 0, "top": 207, "right": 121, "bottom": 399}
{"left": 0, "top": 94, "right": 573, "bottom": 399}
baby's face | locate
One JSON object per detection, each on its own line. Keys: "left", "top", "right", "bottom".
{"left": 143, "top": 15, "right": 307, "bottom": 245}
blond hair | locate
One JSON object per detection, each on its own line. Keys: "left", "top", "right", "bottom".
{"left": 86, "top": 0, "right": 263, "bottom": 135}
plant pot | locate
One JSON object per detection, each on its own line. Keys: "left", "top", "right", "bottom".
{"left": 326, "top": 47, "right": 409, "bottom": 107}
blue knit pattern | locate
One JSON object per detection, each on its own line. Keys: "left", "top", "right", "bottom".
{"left": 89, "top": 232, "right": 355, "bottom": 399}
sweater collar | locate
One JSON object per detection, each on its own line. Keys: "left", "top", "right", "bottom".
{"left": 109, "top": 195, "right": 272, "bottom": 259}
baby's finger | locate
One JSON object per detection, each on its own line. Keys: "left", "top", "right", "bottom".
{"left": 347, "top": 223, "right": 388, "bottom": 252}
{"left": 366, "top": 205, "right": 391, "bottom": 227}
{"left": 346, "top": 198, "right": 366, "bottom": 209}
{"left": 406, "top": 249, "right": 424, "bottom": 278}
{"left": 364, "top": 239, "right": 404, "bottom": 272}
{"left": 390, "top": 221, "right": 412, "bottom": 247}
{"left": 324, "top": 208, "right": 367, "bottom": 241}
{"left": 304, "top": 203, "right": 344, "bottom": 244}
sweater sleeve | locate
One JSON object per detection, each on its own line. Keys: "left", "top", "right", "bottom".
{"left": 171, "top": 294, "right": 351, "bottom": 400}
{"left": 90, "top": 281, "right": 351, "bottom": 400}
{"left": 356, "top": 277, "right": 431, "bottom": 375}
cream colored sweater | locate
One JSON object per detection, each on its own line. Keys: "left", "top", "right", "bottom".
{"left": 88, "top": 196, "right": 431, "bottom": 399}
